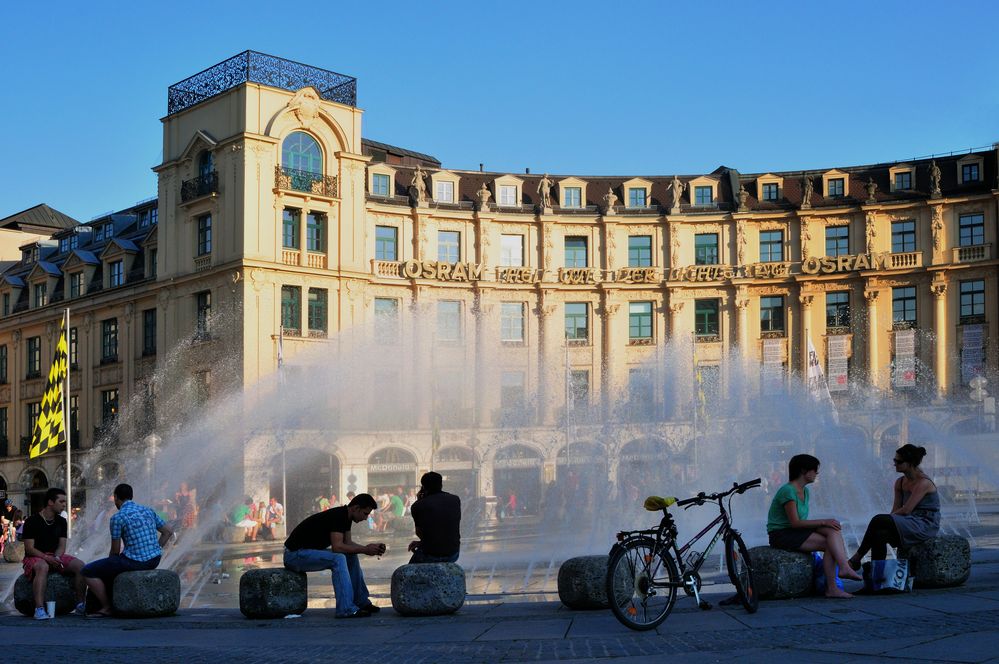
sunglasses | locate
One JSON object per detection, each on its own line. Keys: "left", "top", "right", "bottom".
{"left": 893, "top": 458, "right": 905, "bottom": 464}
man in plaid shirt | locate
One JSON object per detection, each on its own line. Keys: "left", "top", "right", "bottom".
{"left": 81, "top": 483, "right": 174, "bottom": 617}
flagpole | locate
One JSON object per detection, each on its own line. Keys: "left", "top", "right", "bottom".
{"left": 63, "top": 308, "right": 71, "bottom": 538}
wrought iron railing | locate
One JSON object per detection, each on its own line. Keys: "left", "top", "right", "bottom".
{"left": 275, "top": 166, "right": 338, "bottom": 197}
{"left": 181, "top": 171, "right": 219, "bottom": 202}
{"left": 168, "top": 51, "right": 357, "bottom": 115}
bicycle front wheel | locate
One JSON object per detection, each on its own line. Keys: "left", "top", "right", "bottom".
{"left": 725, "top": 532, "right": 758, "bottom": 613}
{"left": 606, "top": 537, "right": 679, "bottom": 631}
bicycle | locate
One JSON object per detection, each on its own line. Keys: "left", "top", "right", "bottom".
{"left": 605, "top": 478, "right": 761, "bottom": 631}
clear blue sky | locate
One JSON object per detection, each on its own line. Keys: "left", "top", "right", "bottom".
{"left": 2, "top": 1, "right": 997, "bottom": 221}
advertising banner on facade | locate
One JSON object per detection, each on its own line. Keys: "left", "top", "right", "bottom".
{"left": 961, "top": 324, "right": 985, "bottom": 384}
{"left": 827, "top": 335, "right": 849, "bottom": 392}
{"left": 761, "top": 338, "right": 784, "bottom": 395}
{"left": 894, "top": 329, "right": 917, "bottom": 388}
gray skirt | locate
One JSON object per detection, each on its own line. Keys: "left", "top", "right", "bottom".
{"left": 891, "top": 509, "right": 940, "bottom": 547}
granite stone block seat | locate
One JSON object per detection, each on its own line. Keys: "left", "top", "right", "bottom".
{"left": 748, "top": 546, "right": 813, "bottom": 600}
{"left": 13, "top": 572, "right": 78, "bottom": 616}
{"left": 390, "top": 563, "right": 465, "bottom": 616}
{"left": 112, "top": 569, "right": 181, "bottom": 617}
{"left": 900, "top": 535, "right": 971, "bottom": 588}
{"left": 3, "top": 540, "right": 25, "bottom": 563}
{"left": 240, "top": 568, "right": 308, "bottom": 618}
{"left": 558, "top": 555, "right": 610, "bottom": 610}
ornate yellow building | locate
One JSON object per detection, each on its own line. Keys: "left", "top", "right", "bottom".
{"left": 0, "top": 52, "right": 995, "bottom": 518}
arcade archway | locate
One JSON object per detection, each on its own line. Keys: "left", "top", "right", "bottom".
{"left": 492, "top": 444, "right": 543, "bottom": 516}
{"left": 272, "top": 448, "right": 340, "bottom": 525}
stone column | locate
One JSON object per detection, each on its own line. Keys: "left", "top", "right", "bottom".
{"left": 932, "top": 282, "right": 948, "bottom": 400}
{"left": 537, "top": 299, "right": 559, "bottom": 426}
{"left": 601, "top": 302, "right": 620, "bottom": 420}
{"left": 412, "top": 209, "right": 427, "bottom": 261}
{"left": 735, "top": 288, "right": 750, "bottom": 354}
{"left": 864, "top": 290, "right": 880, "bottom": 388}
{"left": 669, "top": 300, "right": 685, "bottom": 343}
{"left": 799, "top": 293, "right": 814, "bottom": 375}
{"left": 300, "top": 205, "right": 310, "bottom": 259}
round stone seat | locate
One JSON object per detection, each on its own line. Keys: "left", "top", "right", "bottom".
{"left": 112, "top": 569, "right": 181, "bottom": 617}
{"left": 390, "top": 563, "right": 465, "bottom": 616}
{"left": 3, "top": 541, "right": 25, "bottom": 563}
{"left": 240, "top": 568, "right": 308, "bottom": 618}
{"left": 13, "top": 572, "right": 78, "bottom": 616}
{"left": 900, "top": 535, "right": 971, "bottom": 589}
{"left": 748, "top": 546, "right": 813, "bottom": 600}
{"left": 558, "top": 555, "right": 609, "bottom": 610}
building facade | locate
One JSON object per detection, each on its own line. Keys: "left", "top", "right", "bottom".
{"left": 0, "top": 52, "right": 996, "bottom": 517}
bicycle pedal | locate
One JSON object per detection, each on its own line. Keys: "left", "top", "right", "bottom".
{"left": 698, "top": 600, "right": 712, "bottom": 611}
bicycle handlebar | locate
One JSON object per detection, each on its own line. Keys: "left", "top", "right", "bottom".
{"left": 675, "top": 478, "right": 761, "bottom": 507}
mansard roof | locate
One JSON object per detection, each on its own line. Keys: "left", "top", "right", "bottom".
{"left": 0, "top": 204, "right": 79, "bottom": 232}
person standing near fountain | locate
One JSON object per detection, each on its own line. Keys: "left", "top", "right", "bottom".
{"left": 407, "top": 472, "right": 461, "bottom": 564}
{"left": 81, "top": 483, "right": 174, "bottom": 618}
{"left": 766, "top": 454, "right": 863, "bottom": 598}
{"left": 283, "top": 493, "right": 386, "bottom": 618}
{"left": 21, "top": 488, "right": 89, "bottom": 619}
{"left": 848, "top": 444, "right": 940, "bottom": 569}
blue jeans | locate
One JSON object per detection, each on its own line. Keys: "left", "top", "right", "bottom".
{"left": 283, "top": 548, "right": 369, "bottom": 616}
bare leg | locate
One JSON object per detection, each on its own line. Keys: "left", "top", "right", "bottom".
{"left": 83, "top": 576, "right": 112, "bottom": 614}
{"left": 64, "top": 558, "right": 87, "bottom": 602}
{"left": 798, "top": 532, "right": 853, "bottom": 598}
{"left": 816, "top": 527, "right": 863, "bottom": 581}
{"left": 31, "top": 561, "right": 49, "bottom": 609}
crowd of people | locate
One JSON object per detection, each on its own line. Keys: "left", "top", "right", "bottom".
{"left": 1, "top": 499, "right": 24, "bottom": 558}
{"left": 230, "top": 496, "right": 285, "bottom": 542}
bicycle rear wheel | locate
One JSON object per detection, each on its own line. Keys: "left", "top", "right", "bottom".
{"left": 724, "top": 532, "right": 758, "bottom": 613}
{"left": 606, "top": 537, "right": 679, "bottom": 631}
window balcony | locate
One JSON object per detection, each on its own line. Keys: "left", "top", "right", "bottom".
{"left": 181, "top": 171, "right": 219, "bottom": 203}
{"left": 194, "top": 255, "right": 212, "bottom": 272}
{"left": 275, "top": 166, "right": 338, "bottom": 198}
{"left": 306, "top": 252, "right": 327, "bottom": 269}
{"left": 371, "top": 260, "right": 401, "bottom": 278}
{"left": 889, "top": 251, "right": 923, "bottom": 269}
{"left": 953, "top": 243, "right": 991, "bottom": 264}
{"left": 281, "top": 250, "right": 300, "bottom": 266}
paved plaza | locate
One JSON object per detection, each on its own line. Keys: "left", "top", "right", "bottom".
{"left": 2, "top": 543, "right": 999, "bottom": 663}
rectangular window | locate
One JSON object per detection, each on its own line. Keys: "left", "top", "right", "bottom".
{"left": 695, "top": 186, "right": 713, "bottom": 205}
{"left": 308, "top": 288, "right": 328, "bottom": 334}
{"left": 196, "top": 291, "right": 211, "bottom": 338}
{"left": 149, "top": 208, "right": 158, "bottom": 225}
{"left": 960, "top": 280, "right": 985, "bottom": 323}
{"left": 70, "top": 395, "right": 79, "bottom": 438}
{"left": 891, "top": 220, "right": 916, "bottom": 253}
{"left": 109, "top": 260, "right": 124, "bottom": 287}
{"left": 69, "top": 233, "right": 79, "bottom": 250}
{"left": 69, "top": 327, "right": 78, "bottom": 368}
{"left": 892, "top": 286, "right": 917, "bottom": 326}
{"left": 629, "top": 301, "right": 653, "bottom": 341}
{"left": 500, "top": 371, "right": 525, "bottom": 408}
{"left": 34, "top": 283, "right": 47, "bottom": 308}
{"left": 962, "top": 163, "right": 980, "bottom": 183}
{"left": 564, "top": 302, "right": 589, "bottom": 342}
{"left": 281, "top": 286, "right": 302, "bottom": 332}
{"left": 563, "top": 187, "right": 581, "bottom": 208}
{"left": 828, "top": 178, "right": 845, "bottom": 197}
{"left": 105, "top": 224, "right": 115, "bottom": 239}
{"left": 628, "top": 188, "right": 646, "bottom": 208}
{"left": 500, "top": 234, "right": 524, "bottom": 267}
{"left": 197, "top": 214, "right": 212, "bottom": 255}
{"left": 826, "top": 291, "right": 851, "bottom": 328}
{"left": 375, "top": 225, "right": 398, "bottom": 260}
{"left": 437, "top": 301, "right": 462, "bottom": 342}
{"left": 0, "top": 407, "right": 7, "bottom": 451}
{"left": 101, "top": 389, "right": 119, "bottom": 425}
{"left": 499, "top": 185, "right": 517, "bottom": 206}
{"left": 101, "top": 318, "right": 118, "bottom": 362}
{"left": 150, "top": 248, "right": 158, "bottom": 278}
{"left": 28, "top": 402, "right": 41, "bottom": 433}
{"left": 438, "top": 230, "right": 460, "bottom": 263}
{"left": 500, "top": 302, "right": 525, "bottom": 342}
{"left": 26, "top": 337, "right": 41, "bottom": 377}
{"left": 628, "top": 235, "right": 652, "bottom": 267}
{"left": 826, "top": 226, "right": 849, "bottom": 257}
{"left": 59, "top": 238, "right": 69, "bottom": 253}
{"left": 2, "top": 293, "right": 8, "bottom": 316}
{"left": 569, "top": 370, "right": 589, "bottom": 411}
{"left": 306, "top": 213, "right": 325, "bottom": 252}
{"left": 760, "top": 296, "right": 785, "bottom": 333}
{"left": 435, "top": 180, "right": 454, "bottom": 203}
{"left": 959, "top": 213, "right": 985, "bottom": 247}
{"left": 694, "top": 299, "right": 719, "bottom": 337}
{"left": 759, "top": 230, "right": 784, "bottom": 262}
{"left": 374, "top": 298, "right": 400, "bottom": 344}
{"left": 282, "top": 208, "right": 300, "bottom": 249}
{"left": 94, "top": 226, "right": 104, "bottom": 242}
{"left": 372, "top": 173, "right": 391, "bottom": 196}
{"left": 564, "top": 236, "right": 588, "bottom": 268}
{"left": 142, "top": 309, "right": 156, "bottom": 355}
{"left": 0, "top": 345, "right": 6, "bottom": 383}
{"left": 762, "top": 183, "right": 779, "bottom": 201}
{"left": 895, "top": 172, "right": 912, "bottom": 190}
{"left": 694, "top": 233, "right": 719, "bottom": 265}
{"left": 70, "top": 272, "right": 83, "bottom": 298}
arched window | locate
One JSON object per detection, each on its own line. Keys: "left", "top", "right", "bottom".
{"left": 198, "top": 151, "right": 214, "bottom": 179}
{"left": 282, "top": 132, "right": 323, "bottom": 174}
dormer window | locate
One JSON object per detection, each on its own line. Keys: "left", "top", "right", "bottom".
{"left": 962, "top": 163, "right": 980, "bottom": 182}
{"left": 695, "top": 186, "right": 713, "bottom": 205}
{"left": 559, "top": 177, "right": 587, "bottom": 209}
{"left": 431, "top": 170, "right": 460, "bottom": 204}
{"left": 828, "top": 178, "right": 845, "bottom": 197}
{"left": 957, "top": 154, "right": 985, "bottom": 186}
{"left": 70, "top": 273, "right": 83, "bottom": 298}
{"left": 762, "top": 183, "right": 779, "bottom": 201}
{"left": 109, "top": 260, "right": 124, "bottom": 288}
{"left": 436, "top": 181, "right": 454, "bottom": 203}
{"left": 59, "top": 238, "right": 70, "bottom": 253}
{"left": 499, "top": 185, "right": 518, "bottom": 206}
{"left": 894, "top": 172, "right": 912, "bottom": 190}
{"left": 821, "top": 170, "right": 849, "bottom": 200}
{"left": 95, "top": 226, "right": 105, "bottom": 242}
{"left": 34, "top": 283, "right": 47, "bottom": 308}
{"left": 372, "top": 173, "right": 391, "bottom": 196}
{"left": 105, "top": 224, "right": 115, "bottom": 239}
{"left": 628, "top": 188, "right": 646, "bottom": 207}
{"left": 564, "top": 187, "right": 581, "bottom": 208}
{"left": 493, "top": 175, "right": 524, "bottom": 208}
{"left": 687, "top": 176, "right": 719, "bottom": 208}
{"left": 889, "top": 164, "right": 914, "bottom": 192}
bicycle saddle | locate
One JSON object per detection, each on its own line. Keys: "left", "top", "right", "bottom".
{"left": 643, "top": 496, "right": 677, "bottom": 511}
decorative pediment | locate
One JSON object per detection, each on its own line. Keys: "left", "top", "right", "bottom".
{"left": 430, "top": 169, "right": 461, "bottom": 203}
{"left": 26, "top": 261, "right": 61, "bottom": 282}
{"left": 62, "top": 250, "right": 100, "bottom": 271}
{"left": 558, "top": 176, "right": 588, "bottom": 208}
{"left": 755, "top": 173, "right": 785, "bottom": 201}
{"left": 179, "top": 130, "right": 219, "bottom": 163}
{"left": 99, "top": 238, "right": 140, "bottom": 260}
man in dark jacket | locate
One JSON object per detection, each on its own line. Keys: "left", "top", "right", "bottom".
{"left": 407, "top": 472, "right": 461, "bottom": 564}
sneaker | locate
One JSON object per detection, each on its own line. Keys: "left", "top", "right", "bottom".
{"left": 72, "top": 602, "right": 86, "bottom": 616}
{"left": 359, "top": 603, "right": 381, "bottom": 613}
{"left": 33, "top": 607, "right": 51, "bottom": 620}
{"left": 336, "top": 609, "right": 371, "bottom": 619}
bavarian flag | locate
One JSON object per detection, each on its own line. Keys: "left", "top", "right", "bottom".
{"left": 29, "top": 320, "right": 68, "bottom": 458}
